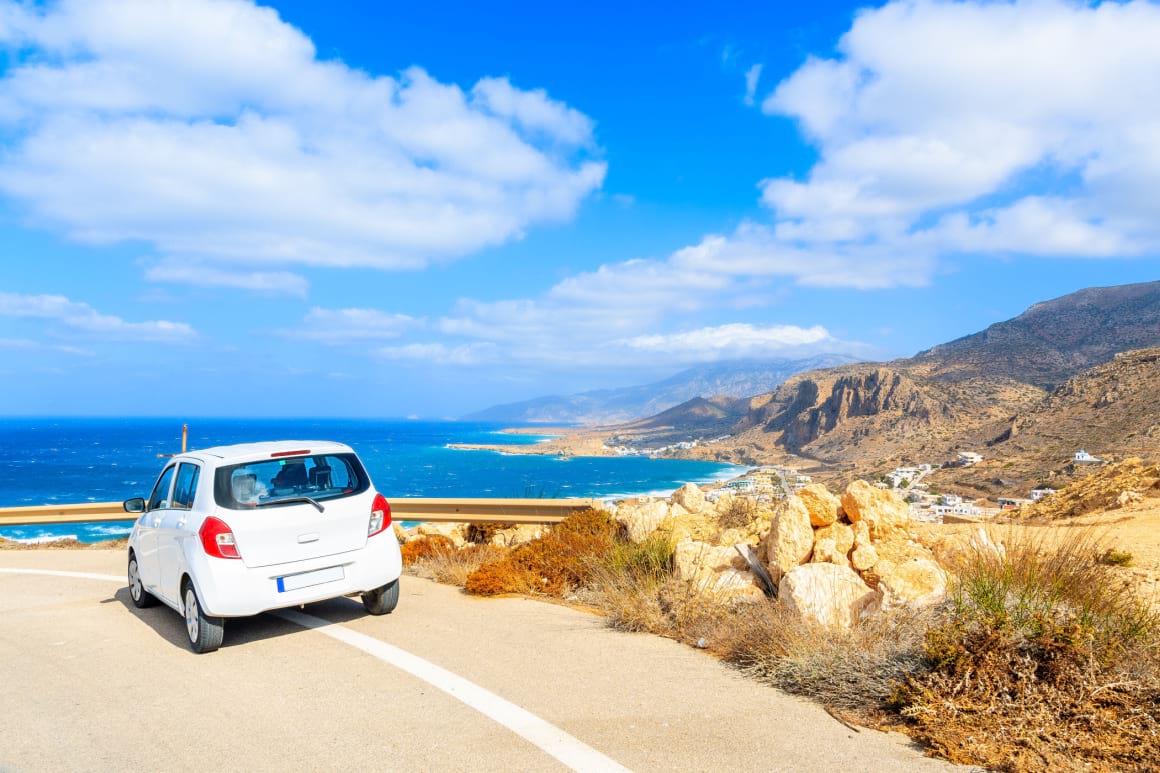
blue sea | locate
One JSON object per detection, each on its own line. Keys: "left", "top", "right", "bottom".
{"left": 0, "top": 418, "right": 744, "bottom": 543}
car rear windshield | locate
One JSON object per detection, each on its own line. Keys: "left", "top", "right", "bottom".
{"left": 213, "top": 453, "right": 371, "bottom": 510}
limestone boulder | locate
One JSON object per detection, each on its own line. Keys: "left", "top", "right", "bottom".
{"left": 658, "top": 509, "right": 720, "bottom": 545}
{"left": 778, "top": 563, "right": 879, "bottom": 629}
{"left": 814, "top": 522, "right": 855, "bottom": 557}
{"left": 674, "top": 540, "right": 764, "bottom": 602}
{"left": 765, "top": 495, "right": 814, "bottom": 583}
{"left": 671, "top": 482, "right": 706, "bottom": 514}
{"left": 850, "top": 543, "right": 879, "bottom": 572}
{"left": 873, "top": 534, "right": 934, "bottom": 565}
{"left": 675, "top": 540, "right": 747, "bottom": 577}
{"left": 613, "top": 499, "right": 670, "bottom": 543}
{"left": 414, "top": 522, "right": 468, "bottom": 548}
{"left": 798, "top": 483, "right": 841, "bottom": 527}
{"left": 841, "top": 480, "right": 910, "bottom": 540}
{"left": 877, "top": 558, "right": 948, "bottom": 612}
{"left": 859, "top": 559, "right": 894, "bottom": 590}
{"left": 925, "top": 527, "right": 1004, "bottom": 570}
{"left": 490, "top": 524, "right": 546, "bottom": 547}
{"left": 851, "top": 519, "right": 871, "bottom": 549}
{"left": 811, "top": 537, "right": 849, "bottom": 567}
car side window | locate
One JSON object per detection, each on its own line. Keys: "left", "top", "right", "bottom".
{"left": 147, "top": 465, "right": 176, "bottom": 511}
{"left": 172, "top": 463, "right": 200, "bottom": 510}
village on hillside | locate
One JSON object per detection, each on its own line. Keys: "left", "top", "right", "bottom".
{"left": 683, "top": 447, "right": 1110, "bottom": 525}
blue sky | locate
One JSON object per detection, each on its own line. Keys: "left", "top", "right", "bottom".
{"left": 1, "top": 0, "right": 1158, "bottom": 418}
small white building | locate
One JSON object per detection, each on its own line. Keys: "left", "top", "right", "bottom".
{"left": 1074, "top": 449, "right": 1102, "bottom": 464}
{"left": 958, "top": 451, "right": 983, "bottom": 466}
{"left": 724, "top": 478, "right": 756, "bottom": 494}
{"left": 1030, "top": 488, "right": 1057, "bottom": 502}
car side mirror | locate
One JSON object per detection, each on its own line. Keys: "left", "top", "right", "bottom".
{"left": 124, "top": 497, "right": 146, "bottom": 514}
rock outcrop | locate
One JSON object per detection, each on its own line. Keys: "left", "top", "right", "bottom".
{"left": 778, "top": 563, "right": 878, "bottom": 629}
{"left": 765, "top": 495, "right": 815, "bottom": 582}
{"left": 612, "top": 499, "right": 670, "bottom": 543}
{"left": 674, "top": 540, "right": 765, "bottom": 602}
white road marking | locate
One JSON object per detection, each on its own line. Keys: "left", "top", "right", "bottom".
{"left": 278, "top": 609, "right": 632, "bottom": 773}
{"left": 0, "top": 567, "right": 633, "bottom": 773}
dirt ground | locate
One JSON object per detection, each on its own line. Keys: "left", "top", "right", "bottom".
{"left": 916, "top": 497, "right": 1160, "bottom": 605}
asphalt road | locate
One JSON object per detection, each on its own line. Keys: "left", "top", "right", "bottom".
{"left": 0, "top": 550, "right": 969, "bottom": 772}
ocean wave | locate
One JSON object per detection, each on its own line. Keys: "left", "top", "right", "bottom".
{"left": 5, "top": 534, "right": 79, "bottom": 545}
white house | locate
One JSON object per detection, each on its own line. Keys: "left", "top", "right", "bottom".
{"left": 1074, "top": 449, "right": 1102, "bottom": 463}
{"left": 1030, "top": 488, "right": 1057, "bottom": 502}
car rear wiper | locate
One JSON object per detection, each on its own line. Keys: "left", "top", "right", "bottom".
{"left": 256, "top": 496, "right": 325, "bottom": 513}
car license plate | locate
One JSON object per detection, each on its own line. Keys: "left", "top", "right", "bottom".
{"left": 276, "top": 565, "right": 344, "bottom": 593}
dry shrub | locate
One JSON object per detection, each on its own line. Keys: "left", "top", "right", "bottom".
{"left": 465, "top": 508, "right": 619, "bottom": 596}
{"left": 400, "top": 534, "right": 456, "bottom": 565}
{"left": 409, "top": 543, "right": 509, "bottom": 587}
{"left": 718, "top": 603, "right": 936, "bottom": 715}
{"left": 464, "top": 521, "right": 507, "bottom": 544}
{"left": 717, "top": 497, "right": 758, "bottom": 529}
{"left": 891, "top": 526, "right": 1160, "bottom": 771}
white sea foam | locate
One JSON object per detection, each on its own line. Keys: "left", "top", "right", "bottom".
{"left": 7, "top": 534, "right": 79, "bottom": 545}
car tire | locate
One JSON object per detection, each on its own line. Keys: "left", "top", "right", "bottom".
{"left": 182, "top": 581, "right": 225, "bottom": 654}
{"left": 127, "top": 552, "right": 158, "bottom": 608}
{"left": 361, "top": 578, "right": 400, "bottom": 615}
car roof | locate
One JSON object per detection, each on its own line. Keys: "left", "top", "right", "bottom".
{"left": 180, "top": 440, "right": 355, "bottom": 466}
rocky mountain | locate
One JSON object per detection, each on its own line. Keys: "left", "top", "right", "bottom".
{"left": 463, "top": 354, "right": 860, "bottom": 425}
{"left": 622, "top": 282, "right": 1160, "bottom": 477}
{"left": 908, "top": 280, "right": 1160, "bottom": 389}
{"left": 618, "top": 395, "right": 747, "bottom": 435}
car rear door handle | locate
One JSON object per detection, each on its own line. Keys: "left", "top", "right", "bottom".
{"left": 297, "top": 532, "right": 320, "bottom": 544}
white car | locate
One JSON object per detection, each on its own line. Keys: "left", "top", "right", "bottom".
{"left": 124, "top": 440, "right": 402, "bottom": 653}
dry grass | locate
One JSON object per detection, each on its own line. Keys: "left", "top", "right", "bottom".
{"left": 407, "top": 542, "right": 509, "bottom": 587}
{"left": 717, "top": 497, "right": 759, "bottom": 529}
{"left": 891, "top": 527, "right": 1160, "bottom": 772}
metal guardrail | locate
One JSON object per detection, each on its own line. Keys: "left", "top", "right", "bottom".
{"left": 0, "top": 498, "right": 599, "bottom": 528}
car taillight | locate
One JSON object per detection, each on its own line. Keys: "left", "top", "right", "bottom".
{"left": 199, "top": 516, "right": 241, "bottom": 559}
{"left": 368, "top": 493, "right": 391, "bottom": 537}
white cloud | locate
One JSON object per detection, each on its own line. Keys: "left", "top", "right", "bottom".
{"left": 0, "top": 291, "right": 195, "bottom": 341}
{"left": 756, "top": 0, "right": 1160, "bottom": 269}
{"left": 377, "top": 342, "right": 496, "bottom": 366}
{"left": 619, "top": 323, "right": 832, "bottom": 360}
{"left": 743, "top": 64, "right": 763, "bottom": 106}
{"left": 295, "top": 307, "right": 422, "bottom": 342}
{"left": 0, "top": 0, "right": 605, "bottom": 280}
{"left": 145, "top": 262, "right": 309, "bottom": 296}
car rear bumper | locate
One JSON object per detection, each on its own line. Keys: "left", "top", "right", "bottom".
{"left": 188, "top": 532, "right": 402, "bottom": 618}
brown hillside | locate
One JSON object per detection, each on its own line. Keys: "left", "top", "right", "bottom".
{"left": 987, "top": 347, "right": 1160, "bottom": 463}
{"left": 908, "top": 280, "right": 1160, "bottom": 389}
{"left": 621, "top": 395, "right": 746, "bottom": 433}
{"left": 1017, "top": 458, "right": 1160, "bottom": 520}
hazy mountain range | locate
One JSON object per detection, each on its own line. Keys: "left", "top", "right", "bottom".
{"left": 462, "top": 354, "right": 861, "bottom": 425}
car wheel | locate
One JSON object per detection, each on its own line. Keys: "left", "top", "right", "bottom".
{"left": 182, "top": 582, "right": 225, "bottom": 654}
{"left": 127, "top": 552, "right": 158, "bottom": 608}
{"left": 361, "top": 578, "right": 400, "bottom": 615}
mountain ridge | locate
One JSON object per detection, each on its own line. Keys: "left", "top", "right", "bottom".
{"left": 462, "top": 354, "right": 861, "bottom": 425}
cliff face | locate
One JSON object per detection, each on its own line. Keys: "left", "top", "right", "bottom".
{"left": 743, "top": 367, "right": 948, "bottom": 453}
{"left": 725, "top": 365, "right": 1039, "bottom": 466}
